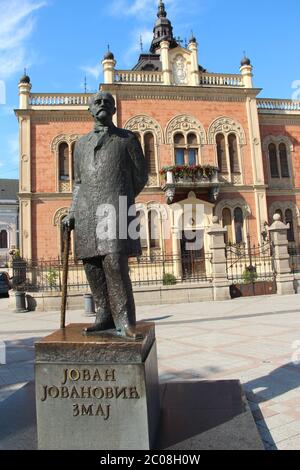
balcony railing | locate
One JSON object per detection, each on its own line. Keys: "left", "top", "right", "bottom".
{"left": 160, "top": 166, "right": 222, "bottom": 203}
{"left": 114, "top": 70, "right": 164, "bottom": 84}
{"left": 113, "top": 70, "right": 244, "bottom": 87}
{"left": 199, "top": 73, "right": 244, "bottom": 88}
{"left": 29, "top": 93, "right": 92, "bottom": 106}
{"left": 257, "top": 98, "right": 300, "bottom": 112}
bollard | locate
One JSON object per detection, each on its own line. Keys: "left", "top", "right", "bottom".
{"left": 14, "top": 291, "right": 28, "bottom": 313}
{"left": 84, "top": 293, "right": 95, "bottom": 316}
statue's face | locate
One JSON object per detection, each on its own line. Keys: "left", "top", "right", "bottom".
{"left": 89, "top": 92, "right": 116, "bottom": 124}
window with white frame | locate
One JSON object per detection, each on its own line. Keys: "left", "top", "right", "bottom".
{"left": 173, "top": 132, "right": 199, "bottom": 166}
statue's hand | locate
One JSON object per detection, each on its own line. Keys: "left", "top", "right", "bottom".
{"left": 63, "top": 214, "right": 75, "bottom": 232}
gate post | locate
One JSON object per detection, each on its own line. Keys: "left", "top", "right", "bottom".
{"left": 268, "top": 214, "right": 294, "bottom": 295}
{"left": 207, "top": 216, "right": 231, "bottom": 301}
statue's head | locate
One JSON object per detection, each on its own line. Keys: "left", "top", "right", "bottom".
{"left": 89, "top": 91, "right": 116, "bottom": 125}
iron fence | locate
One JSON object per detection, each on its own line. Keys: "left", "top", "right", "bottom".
{"left": 12, "top": 253, "right": 212, "bottom": 292}
{"left": 288, "top": 243, "right": 300, "bottom": 273}
{"left": 226, "top": 241, "right": 276, "bottom": 284}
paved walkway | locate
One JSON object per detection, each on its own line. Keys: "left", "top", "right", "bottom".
{"left": 0, "top": 294, "right": 300, "bottom": 450}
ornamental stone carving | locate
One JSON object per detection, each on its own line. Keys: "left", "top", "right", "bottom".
{"left": 215, "top": 198, "right": 251, "bottom": 220}
{"left": 172, "top": 55, "right": 188, "bottom": 85}
{"left": 269, "top": 202, "right": 299, "bottom": 220}
{"left": 165, "top": 115, "right": 207, "bottom": 144}
{"left": 124, "top": 115, "right": 163, "bottom": 144}
{"left": 208, "top": 117, "right": 246, "bottom": 145}
{"left": 53, "top": 207, "right": 70, "bottom": 226}
{"left": 262, "top": 135, "right": 294, "bottom": 152}
{"left": 50, "top": 134, "right": 81, "bottom": 153}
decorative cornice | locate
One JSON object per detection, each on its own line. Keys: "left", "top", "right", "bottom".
{"left": 101, "top": 83, "right": 259, "bottom": 102}
{"left": 259, "top": 114, "right": 300, "bottom": 125}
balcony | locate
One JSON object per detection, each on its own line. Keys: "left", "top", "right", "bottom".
{"left": 160, "top": 165, "right": 223, "bottom": 204}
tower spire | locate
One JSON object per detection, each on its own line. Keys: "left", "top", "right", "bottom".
{"left": 150, "top": 0, "right": 178, "bottom": 53}
{"left": 157, "top": 0, "right": 167, "bottom": 18}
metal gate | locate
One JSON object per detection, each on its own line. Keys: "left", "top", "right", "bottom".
{"left": 226, "top": 241, "right": 277, "bottom": 298}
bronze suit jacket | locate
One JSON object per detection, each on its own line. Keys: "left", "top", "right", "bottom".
{"left": 70, "top": 125, "right": 148, "bottom": 260}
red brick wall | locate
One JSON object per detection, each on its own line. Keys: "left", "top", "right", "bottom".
{"left": 259, "top": 122, "right": 300, "bottom": 187}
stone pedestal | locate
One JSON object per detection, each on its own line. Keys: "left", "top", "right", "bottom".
{"left": 35, "top": 322, "right": 160, "bottom": 450}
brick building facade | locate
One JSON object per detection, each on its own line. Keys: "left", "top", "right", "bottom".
{"left": 15, "top": 1, "right": 300, "bottom": 264}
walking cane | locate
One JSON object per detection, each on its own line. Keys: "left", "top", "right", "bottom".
{"left": 60, "top": 227, "right": 71, "bottom": 329}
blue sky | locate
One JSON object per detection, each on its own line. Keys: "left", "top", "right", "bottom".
{"left": 0, "top": 0, "right": 300, "bottom": 180}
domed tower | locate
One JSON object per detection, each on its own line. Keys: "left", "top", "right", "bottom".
{"left": 150, "top": 1, "right": 178, "bottom": 53}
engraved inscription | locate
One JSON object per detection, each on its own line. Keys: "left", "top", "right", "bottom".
{"left": 39, "top": 367, "right": 140, "bottom": 421}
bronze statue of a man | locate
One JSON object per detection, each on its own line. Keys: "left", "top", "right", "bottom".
{"left": 64, "top": 91, "right": 148, "bottom": 339}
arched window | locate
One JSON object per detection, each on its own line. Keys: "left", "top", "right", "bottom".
{"left": 285, "top": 209, "right": 295, "bottom": 242}
{"left": 269, "top": 143, "right": 279, "bottom": 178}
{"left": 222, "top": 209, "right": 233, "bottom": 244}
{"left": 173, "top": 132, "right": 199, "bottom": 166}
{"left": 279, "top": 143, "right": 289, "bottom": 178}
{"left": 234, "top": 208, "right": 244, "bottom": 244}
{"left": 148, "top": 210, "right": 160, "bottom": 250}
{"left": 59, "top": 143, "right": 70, "bottom": 181}
{"left": 174, "top": 133, "right": 185, "bottom": 165}
{"left": 144, "top": 132, "right": 156, "bottom": 175}
{"left": 71, "top": 142, "right": 76, "bottom": 182}
{"left": 216, "top": 133, "right": 227, "bottom": 173}
{"left": 0, "top": 230, "right": 8, "bottom": 249}
{"left": 228, "top": 134, "right": 240, "bottom": 174}
{"left": 187, "top": 133, "right": 198, "bottom": 166}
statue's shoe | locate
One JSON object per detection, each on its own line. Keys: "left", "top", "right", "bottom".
{"left": 122, "top": 325, "right": 144, "bottom": 341}
{"left": 83, "top": 320, "right": 115, "bottom": 333}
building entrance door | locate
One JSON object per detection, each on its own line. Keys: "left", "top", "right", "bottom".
{"left": 180, "top": 231, "right": 205, "bottom": 279}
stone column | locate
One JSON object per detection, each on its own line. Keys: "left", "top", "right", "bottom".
{"left": 207, "top": 216, "right": 231, "bottom": 301}
{"left": 102, "top": 55, "right": 116, "bottom": 84}
{"left": 187, "top": 39, "right": 199, "bottom": 86}
{"left": 268, "top": 214, "right": 294, "bottom": 295}
{"left": 160, "top": 40, "right": 171, "bottom": 85}
{"left": 240, "top": 63, "right": 253, "bottom": 88}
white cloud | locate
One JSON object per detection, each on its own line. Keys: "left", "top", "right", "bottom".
{"left": 80, "top": 63, "right": 102, "bottom": 81}
{"left": 0, "top": 0, "right": 46, "bottom": 79}
{"left": 123, "top": 29, "right": 153, "bottom": 66}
